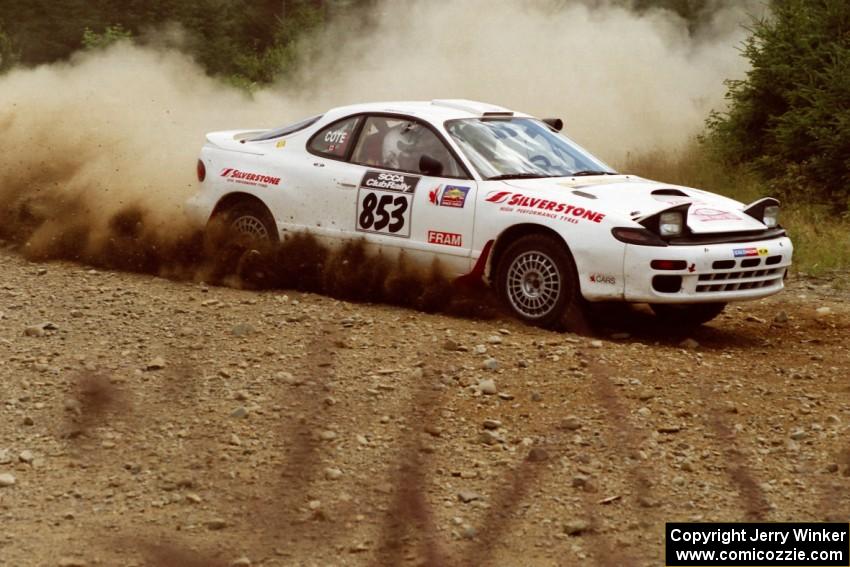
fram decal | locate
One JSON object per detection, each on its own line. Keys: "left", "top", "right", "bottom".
{"left": 589, "top": 273, "right": 616, "bottom": 285}
{"left": 485, "top": 191, "right": 605, "bottom": 224}
{"left": 220, "top": 168, "right": 281, "bottom": 187}
{"left": 734, "top": 247, "right": 769, "bottom": 258}
{"left": 429, "top": 185, "right": 470, "bottom": 208}
{"left": 692, "top": 207, "right": 740, "bottom": 222}
{"left": 427, "top": 230, "right": 462, "bottom": 247}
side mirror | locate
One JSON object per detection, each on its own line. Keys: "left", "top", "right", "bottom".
{"left": 419, "top": 154, "right": 444, "bottom": 177}
{"left": 542, "top": 118, "right": 563, "bottom": 132}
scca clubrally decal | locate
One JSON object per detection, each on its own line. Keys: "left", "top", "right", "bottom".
{"left": 360, "top": 171, "right": 419, "bottom": 193}
{"left": 356, "top": 171, "right": 420, "bottom": 238}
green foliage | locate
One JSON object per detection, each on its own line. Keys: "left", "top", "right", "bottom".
{"left": 82, "top": 24, "right": 133, "bottom": 50}
{"left": 631, "top": 0, "right": 712, "bottom": 22}
{"left": 0, "top": 0, "right": 329, "bottom": 85}
{"left": 706, "top": 0, "right": 850, "bottom": 210}
{"left": 228, "top": 0, "right": 327, "bottom": 86}
{"left": 0, "top": 23, "right": 18, "bottom": 72}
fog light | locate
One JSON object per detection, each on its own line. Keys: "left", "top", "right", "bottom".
{"left": 651, "top": 260, "right": 687, "bottom": 270}
{"left": 659, "top": 212, "right": 683, "bottom": 237}
{"left": 763, "top": 205, "right": 779, "bottom": 228}
{"left": 652, "top": 275, "right": 682, "bottom": 293}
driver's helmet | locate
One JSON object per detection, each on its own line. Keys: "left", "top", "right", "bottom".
{"left": 382, "top": 122, "right": 420, "bottom": 170}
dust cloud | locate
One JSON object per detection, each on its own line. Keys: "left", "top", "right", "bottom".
{"left": 294, "top": 0, "right": 763, "bottom": 159}
{"left": 0, "top": 0, "right": 761, "bottom": 267}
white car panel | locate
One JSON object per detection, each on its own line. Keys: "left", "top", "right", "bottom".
{"left": 186, "top": 99, "right": 793, "bottom": 315}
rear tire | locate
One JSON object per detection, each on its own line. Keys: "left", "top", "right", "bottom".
{"left": 213, "top": 200, "right": 279, "bottom": 246}
{"left": 208, "top": 200, "right": 278, "bottom": 285}
{"left": 650, "top": 302, "right": 726, "bottom": 327}
{"left": 495, "top": 234, "right": 587, "bottom": 332}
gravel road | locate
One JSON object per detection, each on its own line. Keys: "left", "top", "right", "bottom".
{"left": 1, "top": 246, "right": 848, "bottom": 567}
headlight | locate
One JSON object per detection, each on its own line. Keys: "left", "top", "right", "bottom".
{"left": 763, "top": 205, "right": 779, "bottom": 228}
{"left": 659, "top": 211, "right": 683, "bottom": 237}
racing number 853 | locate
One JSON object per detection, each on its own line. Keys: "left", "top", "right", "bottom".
{"left": 359, "top": 192, "right": 408, "bottom": 233}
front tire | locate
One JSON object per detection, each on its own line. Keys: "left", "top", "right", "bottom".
{"left": 495, "top": 234, "right": 587, "bottom": 332}
{"left": 650, "top": 302, "right": 726, "bottom": 327}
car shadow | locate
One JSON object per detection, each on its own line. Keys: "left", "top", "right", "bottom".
{"left": 588, "top": 302, "right": 767, "bottom": 349}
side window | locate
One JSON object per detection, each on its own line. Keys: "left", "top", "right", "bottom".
{"left": 308, "top": 116, "right": 361, "bottom": 158}
{"left": 351, "top": 116, "right": 465, "bottom": 178}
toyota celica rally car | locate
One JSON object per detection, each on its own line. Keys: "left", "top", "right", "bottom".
{"left": 186, "top": 99, "right": 793, "bottom": 329}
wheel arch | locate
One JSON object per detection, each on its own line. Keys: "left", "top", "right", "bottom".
{"left": 486, "top": 223, "right": 573, "bottom": 282}
{"left": 211, "top": 192, "right": 273, "bottom": 220}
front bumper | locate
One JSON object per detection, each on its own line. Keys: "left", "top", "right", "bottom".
{"left": 623, "top": 235, "right": 793, "bottom": 303}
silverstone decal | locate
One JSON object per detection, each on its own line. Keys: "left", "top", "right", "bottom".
{"left": 356, "top": 171, "right": 418, "bottom": 238}
{"left": 589, "top": 273, "right": 616, "bottom": 285}
{"left": 485, "top": 191, "right": 605, "bottom": 224}
{"left": 428, "top": 185, "right": 470, "bottom": 208}
{"left": 692, "top": 207, "right": 740, "bottom": 222}
{"left": 734, "top": 247, "right": 769, "bottom": 258}
{"left": 427, "top": 230, "right": 462, "bottom": 247}
{"left": 220, "top": 168, "right": 281, "bottom": 187}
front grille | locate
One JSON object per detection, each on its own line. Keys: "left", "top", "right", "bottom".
{"left": 695, "top": 257, "right": 785, "bottom": 293}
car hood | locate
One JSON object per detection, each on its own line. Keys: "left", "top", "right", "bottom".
{"left": 502, "top": 175, "right": 767, "bottom": 234}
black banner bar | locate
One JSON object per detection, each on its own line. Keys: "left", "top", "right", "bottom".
{"left": 666, "top": 523, "right": 849, "bottom": 566}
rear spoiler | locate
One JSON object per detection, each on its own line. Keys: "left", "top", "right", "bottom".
{"left": 205, "top": 130, "right": 265, "bottom": 155}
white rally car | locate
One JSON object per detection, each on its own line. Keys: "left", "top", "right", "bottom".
{"left": 187, "top": 99, "right": 793, "bottom": 329}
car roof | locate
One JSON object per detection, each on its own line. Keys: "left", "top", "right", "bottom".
{"left": 322, "top": 99, "right": 532, "bottom": 123}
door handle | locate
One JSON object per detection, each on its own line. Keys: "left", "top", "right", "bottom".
{"left": 337, "top": 182, "right": 356, "bottom": 189}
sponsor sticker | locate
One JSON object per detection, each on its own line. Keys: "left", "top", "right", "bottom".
{"left": 361, "top": 171, "right": 419, "bottom": 193}
{"left": 220, "top": 168, "right": 281, "bottom": 187}
{"left": 485, "top": 191, "right": 605, "bottom": 224}
{"left": 589, "top": 273, "right": 616, "bottom": 285}
{"left": 692, "top": 207, "right": 740, "bottom": 222}
{"left": 356, "top": 170, "right": 419, "bottom": 238}
{"left": 275, "top": 140, "right": 287, "bottom": 149}
{"left": 733, "top": 247, "right": 769, "bottom": 258}
{"left": 427, "top": 230, "right": 462, "bottom": 247}
{"left": 324, "top": 128, "right": 348, "bottom": 144}
{"left": 429, "top": 185, "right": 470, "bottom": 208}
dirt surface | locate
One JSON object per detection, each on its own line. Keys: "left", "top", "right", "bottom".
{"left": 1, "top": 245, "right": 849, "bottom": 567}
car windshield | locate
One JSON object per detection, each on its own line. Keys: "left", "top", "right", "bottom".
{"left": 445, "top": 118, "right": 616, "bottom": 180}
